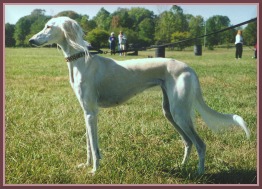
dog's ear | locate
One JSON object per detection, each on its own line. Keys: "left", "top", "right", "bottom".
{"left": 61, "top": 19, "right": 87, "bottom": 52}
{"left": 62, "top": 20, "right": 80, "bottom": 42}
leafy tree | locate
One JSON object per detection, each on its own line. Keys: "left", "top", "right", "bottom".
{"left": 243, "top": 21, "right": 257, "bottom": 46}
{"left": 155, "top": 6, "right": 187, "bottom": 45}
{"left": 30, "top": 9, "right": 46, "bottom": 17}
{"left": 188, "top": 15, "right": 204, "bottom": 45}
{"left": 205, "top": 15, "right": 231, "bottom": 49}
{"left": 138, "top": 18, "right": 155, "bottom": 46}
{"left": 87, "top": 19, "right": 97, "bottom": 31}
{"left": 223, "top": 28, "right": 236, "bottom": 48}
{"left": 128, "top": 7, "right": 155, "bottom": 30}
{"left": 93, "top": 8, "right": 111, "bottom": 30}
{"left": 80, "top": 15, "right": 97, "bottom": 34}
{"left": 171, "top": 31, "right": 191, "bottom": 50}
{"left": 14, "top": 17, "right": 32, "bottom": 46}
{"left": 170, "top": 5, "right": 188, "bottom": 32}
{"left": 85, "top": 28, "right": 109, "bottom": 49}
{"left": 111, "top": 8, "right": 133, "bottom": 29}
{"left": 55, "top": 10, "right": 82, "bottom": 22}
{"left": 154, "top": 11, "right": 175, "bottom": 44}
{"left": 111, "top": 15, "right": 121, "bottom": 29}
{"left": 5, "top": 23, "right": 16, "bottom": 47}
{"left": 80, "top": 15, "right": 89, "bottom": 32}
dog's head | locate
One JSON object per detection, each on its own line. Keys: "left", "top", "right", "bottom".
{"left": 29, "top": 17, "right": 87, "bottom": 52}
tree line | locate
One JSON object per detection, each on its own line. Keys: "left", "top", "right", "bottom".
{"left": 5, "top": 6, "right": 257, "bottom": 50}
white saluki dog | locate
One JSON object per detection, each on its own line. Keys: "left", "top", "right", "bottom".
{"left": 29, "top": 17, "right": 250, "bottom": 174}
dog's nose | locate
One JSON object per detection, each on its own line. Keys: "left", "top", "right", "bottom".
{"left": 29, "top": 39, "right": 39, "bottom": 46}
{"left": 29, "top": 39, "right": 35, "bottom": 44}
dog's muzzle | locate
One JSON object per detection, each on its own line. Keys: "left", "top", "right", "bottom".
{"left": 29, "top": 39, "right": 40, "bottom": 46}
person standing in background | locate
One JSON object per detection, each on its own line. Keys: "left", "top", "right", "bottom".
{"left": 118, "top": 31, "right": 127, "bottom": 56}
{"left": 235, "top": 30, "right": 243, "bottom": 59}
{"left": 108, "top": 32, "right": 116, "bottom": 55}
{"left": 253, "top": 42, "right": 257, "bottom": 59}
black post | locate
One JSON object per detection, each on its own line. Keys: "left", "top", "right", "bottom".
{"left": 194, "top": 45, "right": 202, "bottom": 56}
{"left": 155, "top": 46, "right": 165, "bottom": 58}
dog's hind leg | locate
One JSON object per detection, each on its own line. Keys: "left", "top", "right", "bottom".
{"left": 167, "top": 72, "right": 206, "bottom": 174}
{"left": 174, "top": 116, "right": 206, "bottom": 174}
{"left": 161, "top": 87, "right": 192, "bottom": 166}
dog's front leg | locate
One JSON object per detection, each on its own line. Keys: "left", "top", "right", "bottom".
{"left": 77, "top": 131, "right": 92, "bottom": 168}
{"left": 73, "top": 79, "right": 100, "bottom": 174}
{"left": 77, "top": 110, "right": 100, "bottom": 174}
{"left": 84, "top": 112, "right": 100, "bottom": 174}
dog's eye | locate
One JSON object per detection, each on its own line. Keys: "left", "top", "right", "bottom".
{"left": 46, "top": 25, "right": 52, "bottom": 29}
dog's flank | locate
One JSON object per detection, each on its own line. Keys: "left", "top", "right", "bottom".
{"left": 29, "top": 17, "right": 250, "bottom": 175}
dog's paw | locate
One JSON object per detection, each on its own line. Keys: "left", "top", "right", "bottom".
{"left": 89, "top": 169, "right": 96, "bottom": 175}
{"left": 77, "top": 163, "right": 90, "bottom": 169}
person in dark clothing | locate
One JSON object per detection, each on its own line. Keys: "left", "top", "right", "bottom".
{"left": 108, "top": 32, "right": 116, "bottom": 55}
{"left": 253, "top": 42, "right": 257, "bottom": 59}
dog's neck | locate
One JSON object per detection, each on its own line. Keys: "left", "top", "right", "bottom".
{"left": 58, "top": 40, "right": 89, "bottom": 63}
{"left": 58, "top": 40, "right": 80, "bottom": 59}
{"left": 57, "top": 39, "right": 88, "bottom": 85}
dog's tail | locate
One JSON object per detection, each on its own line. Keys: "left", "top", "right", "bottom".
{"left": 192, "top": 72, "right": 250, "bottom": 139}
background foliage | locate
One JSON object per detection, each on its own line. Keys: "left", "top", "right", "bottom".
{"left": 5, "top": 6, "right": 257, "bottom": 49}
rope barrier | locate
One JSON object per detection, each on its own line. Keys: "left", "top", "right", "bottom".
{"left": 150, "top": 17, "right": 257, "bottom": 48}
{"left": 89, "top": 49, "right": 138, "bottom": 55}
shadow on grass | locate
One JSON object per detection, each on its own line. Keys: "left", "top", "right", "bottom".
{"left": 204, "top": 169, "right": 257, "bottom": 184}
{"left": 162, "top": 167, "right": 257, "bottom": 184}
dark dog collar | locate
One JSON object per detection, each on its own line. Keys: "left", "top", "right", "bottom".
{"left": 65, "top": 52, "right": 86, "bottom": 62}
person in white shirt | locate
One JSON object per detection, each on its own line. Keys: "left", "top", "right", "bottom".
{"left": 235, "top": 30, "right": 243, "bottom": 59}
{"left": 118, "top": 31, "right": 127, "bottom": 56}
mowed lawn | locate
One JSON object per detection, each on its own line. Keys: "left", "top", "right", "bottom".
{"left": 4, "top": 47, "right": 257, "bottom": 184}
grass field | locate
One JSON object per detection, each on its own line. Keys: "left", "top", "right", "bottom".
{"left": 5, "top": 47, "right": 257, "bottom": 184}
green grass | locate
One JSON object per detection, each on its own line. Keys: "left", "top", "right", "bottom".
{"left": 5, "top": 47, "right": 257, "bottom": 184}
